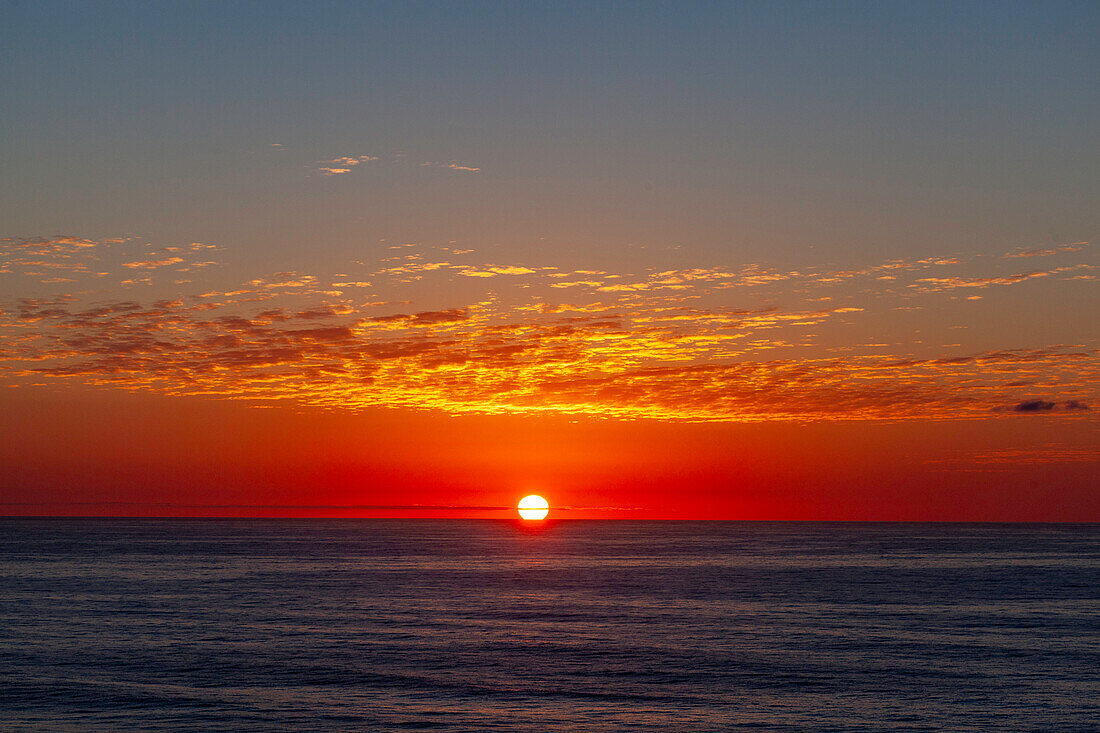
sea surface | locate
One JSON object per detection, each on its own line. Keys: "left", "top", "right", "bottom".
{"left": 1, "top": 520, "right": 1098, "bottom": 731}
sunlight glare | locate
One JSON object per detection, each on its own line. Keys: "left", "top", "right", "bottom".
{"left": 517, "top": 494, "right": 549, "bottom": 521}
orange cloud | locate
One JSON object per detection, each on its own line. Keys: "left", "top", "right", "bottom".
{"left": 1004, "top": 241, "right": 1087, "bottom": 259}
{"left": 3, "top": 285, "right": 1096, "bottom": 422}
{"left": 122, "top": 257, "right": 185, "bottom": 269}
{"left": 3, "top": 237, "right": 1097, "bottom": 422}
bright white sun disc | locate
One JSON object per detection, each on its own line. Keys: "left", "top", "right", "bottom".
{"left": 517, "top": 494, "right": 549, "bottom": 520}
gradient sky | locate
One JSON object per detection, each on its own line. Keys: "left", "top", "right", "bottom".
{"left": 1, "top": 1, "right": 1097, "bottom": 519}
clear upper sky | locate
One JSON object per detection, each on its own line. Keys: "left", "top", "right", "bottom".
{"left": 4, "top": 1, "right": 1096, "bottom": 257}
{"left": 1, "top": 1, "right": 1097, "bottom": 519}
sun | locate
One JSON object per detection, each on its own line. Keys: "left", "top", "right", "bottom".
{"left": 517, "top": 494, "right": 549, "bottom": 521}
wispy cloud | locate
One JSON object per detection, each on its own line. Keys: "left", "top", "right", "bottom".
{"left": 908, "top": 265, "right": 1094, "bottom": 292}
{"left": 0, "top": 501, "right": 514, "bottom": 512}
{"left": 122, "top": 257, "right": 185, "bottom": 270}
{"left": 1004, "top": 241, "right": 1087, "bottom": 259}
{"left": 316, "top": 153, "right": 480, "bottom": 176}
{"left": 0, "top": 235, "right": 220, "bottom": 284}
{"left": 926, "top": 442, "right": 1100, "bottom": 468}
{"left": 439, "top": 162, "right": 480, "bottom": 172}
{"left": 317, "top": 154, "right": 379, "bottom": 175}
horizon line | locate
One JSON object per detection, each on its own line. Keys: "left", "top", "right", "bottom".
{"left": 2, "top": 515, "right": 1097, "bottom": 525}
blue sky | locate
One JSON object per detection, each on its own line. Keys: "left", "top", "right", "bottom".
{"left": 3, "top": 1, "right": 1096, "bottom": 265}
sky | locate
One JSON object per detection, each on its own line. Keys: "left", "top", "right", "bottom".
{"left": 1, "top": 0, "right": 1097, "bottom": 520}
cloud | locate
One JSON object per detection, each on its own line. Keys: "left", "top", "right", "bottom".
{"left": 246, "top": 272, "right": 319, "bottom": 290}
{"left": 3, "top": 237, "right": 1098, "bottom": 422}
{"left": 1, "top": 235, "right": 98, "bottom": 251}
{"left": 926, "top": 443, "right": 1100, "bottom": 466}
{"left": 459, "top": 265, "right": 537, "bottom": 277}
{"left": 5, "top": 280, "right": 1096, "bottom": 421}
{"left": 369, "top": 308, "right": 469, "bottom": 327}
{"left": 1, "top": 236, "right": 220, "bottom": 284}
{"left": 1004, "top": 241, "right": 1087, "bottom": 259}
{"left": 0, "top": 236, "right": 101, "bottom": 276}
{"left": 122, "top": 257, "right": 185, "bottom": 270}
{"left": 315, "top": 154, "right": 478, "bottom": 176}
{"left": 999, "top": 399, "right": 1090, "bottom": 413}
{"left": 354, "top": 246, "right": 1085, "bottom": 307}
{"left": 0, "top": 500, "right": 513, "bottom": 512}
{"left": 1014, "top": 399, "right": 1056, "bottom": 412}
{"left": 910, "top": 271, "right": 1054, "bottom": 292}
{"left": 317, "top": 155, "right": 378, "bottom": 175}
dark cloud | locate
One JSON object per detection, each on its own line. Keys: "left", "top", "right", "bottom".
{"left": 1007, "top": 399, "right": 1090, "bottom": 413}
{"left": 1014, "top": 400, "right": 1056, "bottom": 412}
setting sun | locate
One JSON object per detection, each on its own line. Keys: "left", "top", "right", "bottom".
{"left": 517, "top": 495, "right": 549, "bottom": 521}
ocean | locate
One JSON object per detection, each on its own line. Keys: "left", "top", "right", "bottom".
{"left": 1, "top": 520, "right": 1097, "bottom": 731}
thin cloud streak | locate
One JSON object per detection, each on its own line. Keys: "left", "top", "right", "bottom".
{"left": 315, "top": 153, "right": 479, "bottom": 176}
{"left": 0, "top": 502, "right": 642, "bottom": 513}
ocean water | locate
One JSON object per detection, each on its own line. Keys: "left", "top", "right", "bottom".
{"left": 1, "top": 520, "right": 1098, "bottom": 732}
